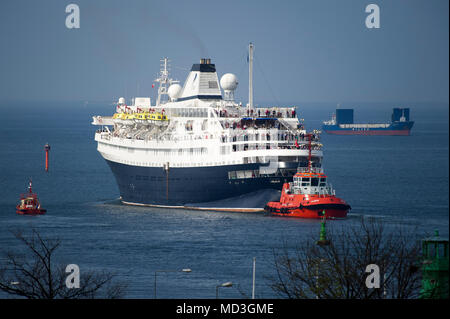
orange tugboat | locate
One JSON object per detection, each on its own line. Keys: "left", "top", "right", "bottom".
{"left": 265, "top": 134, "right": 350, "bottom": 219}
{"left": 16, "top": 179, "right": 46, "bottom": 215}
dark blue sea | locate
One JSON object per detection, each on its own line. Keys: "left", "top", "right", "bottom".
{"left": 0, "top": 101, "right": 448, "bottom": 298}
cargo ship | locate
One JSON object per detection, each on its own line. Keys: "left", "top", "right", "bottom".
{"left": 91, "top": 44, "right": 324, "bottom": 211}
{"left": 322, "top": 108, "right": 414, "bottom": 135}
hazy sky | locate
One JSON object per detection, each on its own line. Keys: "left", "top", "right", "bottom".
{"left": 0, "top": 0, "right": 448, "bottom": 104}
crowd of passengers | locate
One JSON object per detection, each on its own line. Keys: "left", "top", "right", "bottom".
{"left": 221, "top": 131, "right": 320, "bottom": 144}
{"left": 217, "top": 107, "right": 297, "bottom": 119}
{"left": 223, "top": 119, "right": 304, "bottom": 131}
{"left": 231, "top": 143, "right": 322, "bottom": 152}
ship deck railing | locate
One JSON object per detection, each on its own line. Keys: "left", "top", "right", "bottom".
{"left": 221, "top": 130, "right": 320, "bottom": 143}
{"left": 101, "top": 134, "right": 321, "bottom": 150}
{"left": 19, "top": 193, "right": 38, "bottom": 200}
{"left": 339, "top": 123, "right": 391, "bottom": 129}
{"left": 228, "top": 167, "right": 298, "bottom": 180}
{"left": 213, "top": 105, "right": 298, "bottom": 119}
{"left": 229, "top": 144, "right": 322, "bottom": 152}
{"left": 220, "top": 121, "right": 304, "bottom": 132}
{"left": 296, "top": 167, "right": 324, "bottom": 174}
{"left": 290, "top": 189, "right": 335, "bottom": 197}
{"left": 97, "top": 131, "right": 322, "bottom": 151}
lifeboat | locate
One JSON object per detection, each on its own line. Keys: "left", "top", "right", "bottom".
{"left": 16, "top": 179, "right": 46, "bottom": 215}
{"left": 135, "top": 112, "right": 151, "bottom": 126}
{"left": 151, "top": 112, "right": 169, "bottom": 126}
{"left": 123, "top": 113, "right": 136, "bottom": 126}
{"left": 265, "top": 134, "right": 350, "bottom": 219}
{"left": 112, "top": 112, "right": 127, "bottom": 125}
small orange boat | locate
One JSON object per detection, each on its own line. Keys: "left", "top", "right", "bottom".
{"left": 265, "top": 134, "right": 350, "bottom": 219}
{"left": 16, "top": 179, "right": 46, "bottom": 215}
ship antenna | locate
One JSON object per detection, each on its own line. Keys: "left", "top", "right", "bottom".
{"left": 155, "top": 57, "right": 169, "bottom": 107}
{"left": 28, "top": 178, "right": 32, "bottom": 193}
{"left": 155, "top": 57, "right": 178, "bottom": 107}
{"left": 248, "top": 42, "right": 254, "bottom": 111}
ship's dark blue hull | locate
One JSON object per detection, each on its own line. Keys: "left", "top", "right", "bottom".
{"left": 322, "top": 121, "right": 414, "bottom": 135}
{"left": 105, "top": 160, "right": 293, "bottom": 208}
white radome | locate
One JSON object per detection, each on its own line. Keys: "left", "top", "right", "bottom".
{"left": 220, "top": 73, "right": 238, "bottom": 90}
{"left": 118, "top": 97, "right": 126, "bottom": 105}
{"left": 168, "top": 84, "right": 183, "bottom": 100}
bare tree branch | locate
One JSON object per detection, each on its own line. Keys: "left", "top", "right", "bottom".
{"left": 269, "top": 217, "right": 422, "bottom": 299}
{"left": 0, "top": 228, "right": 127, "bottom": 299}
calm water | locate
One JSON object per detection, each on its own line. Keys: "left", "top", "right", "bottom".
{"left": 0, "top": 101, "right": 448, "bottom": 298}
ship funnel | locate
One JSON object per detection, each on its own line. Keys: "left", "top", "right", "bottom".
{"left": 178, "top": 58, "right": 222, "bottom": 101}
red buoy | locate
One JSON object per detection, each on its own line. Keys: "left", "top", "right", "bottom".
{"left": 44, "top": 143, "right": 50, "bottom": 172}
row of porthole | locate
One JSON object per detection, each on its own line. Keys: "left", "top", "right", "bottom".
{"left": 117, "top": 160, "right": 242, "bottom": 167}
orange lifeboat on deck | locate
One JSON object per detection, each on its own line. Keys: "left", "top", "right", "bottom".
{"left": 16, "top": 179, "right": 46, "bottom": 215}
{"left": 265, "top": 133, "right": 350, "bottom": 219}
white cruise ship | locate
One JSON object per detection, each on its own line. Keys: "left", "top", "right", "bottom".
{"left": 92, "top": 44, "right": 323, "bottom": 211}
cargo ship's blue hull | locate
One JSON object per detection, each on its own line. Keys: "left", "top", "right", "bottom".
{"left": 322, "top": 121, "right": 414, "bottom": 135}
{"left": 105, "top": 160, "right": 293, "bottom": 208}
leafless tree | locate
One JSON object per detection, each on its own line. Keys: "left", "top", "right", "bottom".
{"left": 270, "top": 217, "right": 422, "bottom": 299}
{"left": 0, "top": 229, "right": 127, "bottom": 299}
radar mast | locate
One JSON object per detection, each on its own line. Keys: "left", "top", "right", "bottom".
{"left": 154, "top": 57, "right": 179, "bottom": 106}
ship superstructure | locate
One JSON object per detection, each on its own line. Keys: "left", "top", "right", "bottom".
{"left": 92, "top": 46, "right": 323, "bottom": 210}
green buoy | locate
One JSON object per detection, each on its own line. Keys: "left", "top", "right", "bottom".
{"left": 317, "top": 210, "right": 330, "bottom": 246}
